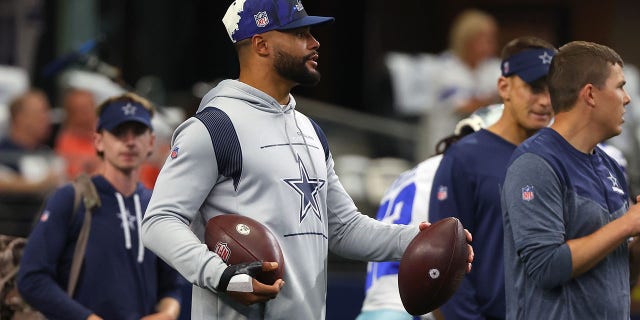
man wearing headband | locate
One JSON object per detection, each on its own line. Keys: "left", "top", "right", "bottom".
{"left": 18, "top": 93, "right": 182, "bottom": 320}
{"left": 429, "top": 36, "right": 556, "bottom": 320}
{"left": 142, "top": 0, "right": 473, "bottom": 319}
{"left": 502, "top": 41, "right": 639, "bottom": 319}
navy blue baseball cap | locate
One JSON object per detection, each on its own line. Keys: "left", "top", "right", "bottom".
{"left": 97, "top": 100, "right": 153, "bottom": 132}
{"left": 501, "top": 48, "right": 556, "bottom": 84}
{"left": 222, "top": 0, "right": 334, "bottom": 43}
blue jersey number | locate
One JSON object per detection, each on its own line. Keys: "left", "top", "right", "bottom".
{"left": 365, "top": 183, "right": 417, "bottom": 290}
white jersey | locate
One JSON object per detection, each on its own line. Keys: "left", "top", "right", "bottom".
{"left": 142, "top": 79, "right": 419, "bottom": 320}
{"left": 417, "top": 52, "right": 500, "bottom": 160}
{"left": 360, "top": 155, "right": 443, "bottom": 319}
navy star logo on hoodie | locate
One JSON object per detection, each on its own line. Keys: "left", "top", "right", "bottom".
{"left": 284, "top": 155, "right": 325, "bottom": 223}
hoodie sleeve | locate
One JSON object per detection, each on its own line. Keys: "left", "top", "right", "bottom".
{"left": 142, "top": 118, "right": 228, "bottom": 293}
{"left": 324, "top": 152, "right": 420, "bottom": 261}
{"left": 302, "top": 119, "right": 419, "bottom": 260}
{"left": 17, "top": 185, "right": 94, "bottom": 320}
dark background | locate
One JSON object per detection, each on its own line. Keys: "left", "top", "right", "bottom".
{"left": 32, "top": 0, "right": 640, "bottom": 117}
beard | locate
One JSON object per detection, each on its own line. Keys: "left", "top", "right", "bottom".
{"left": 274, "top": 48, "right": 321, "bottom": 87}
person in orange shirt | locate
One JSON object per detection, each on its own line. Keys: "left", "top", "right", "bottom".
{"left": 54, "top": 88, "right": 102, "bottom": 179}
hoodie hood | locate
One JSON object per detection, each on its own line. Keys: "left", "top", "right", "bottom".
{"left": 198, "top": 79, "right": 296, "bottom": 114}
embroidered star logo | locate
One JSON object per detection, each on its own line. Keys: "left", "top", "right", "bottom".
{"left": 119, "top": 210, "right": 137, "bottom": 230}
{"left": 607, "top": 171, "right": 619, "bottom": 188}
{"left": 539, "top": 51, "right": 553, "bottom": 64}
{"left": 122, "top": 103, "right": 137, "bottom": 116}
{"left": 607, "top": 171, "right": 625, "bottom": 195}
{"left": 284, "top": 155, "right": 325, "bottom": 223}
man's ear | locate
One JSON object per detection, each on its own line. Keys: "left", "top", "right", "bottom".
{"left": 147, "top": 133, "right": 156, "bottom": 159}
{"left": 497, "top": 76, "right": 511, "bottom": 102}
{"left": 252, "top": 34, "right": 270, "bottom": 57}
{"left": 94, "top": 132, "right": 104, "bottom": 153}
{"left": 580, "top": 83, "right": 596, "bottom": 108}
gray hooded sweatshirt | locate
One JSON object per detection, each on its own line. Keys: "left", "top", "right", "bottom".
{"left": 142, "top": 79, "right": 418, "bottom": 319}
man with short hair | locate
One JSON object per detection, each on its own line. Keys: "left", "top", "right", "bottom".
{"left": 0, "top": 89, "right": 60, "bottom": 189}
{"left": 0, "top": 89, "right": 62, "bottom": 236}
{"left": 502, "top": 41, "right": 640, "bottom": 319}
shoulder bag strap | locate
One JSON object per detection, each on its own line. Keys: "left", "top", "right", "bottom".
{"left": 67, "top": 174, "right": 101, "bottom": 297}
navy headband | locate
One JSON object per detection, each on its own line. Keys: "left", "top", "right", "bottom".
{"left": 97, "top": 100, "right": 153, "bottom": 132}
{"left": 501, "top": 48, "right": 555, "bottom": 84}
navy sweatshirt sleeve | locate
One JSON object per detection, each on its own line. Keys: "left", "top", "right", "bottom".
{"left": 17, "top": 184, "right": 93, "bottom": 320}
{"left": 156, "top": 258, "right": 183, "bottom": 302}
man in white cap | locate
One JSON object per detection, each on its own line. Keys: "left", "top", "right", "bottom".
{"left": 142, "top": 1, "right": 473, "bottom": 319}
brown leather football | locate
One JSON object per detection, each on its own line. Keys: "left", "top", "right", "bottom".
{"left": 398, "top": 217, "right": 469, "bottom": 315}
{"left": 205, "top": 214, "right": 284, "bottom": 285}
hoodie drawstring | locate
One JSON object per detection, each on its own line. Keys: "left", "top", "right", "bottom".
{"left": 115, "top": 193, "right": 131, "bottom": 249}
{"left": 115, "top": 192, "right": 145, "bottom": 263}
{"left": 282, "top": 108, "right": 299, "bottom": 161}
{"left": 133, "top": 194, "right": 144, "bottom": 263}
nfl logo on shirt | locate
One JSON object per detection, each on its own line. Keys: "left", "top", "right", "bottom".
{"left": 437, "top": 186, "right": 448, "bottom": 201}
{"left": 40, "top": 210, "right": 50, "bottom": 222}
{"left": 521, "top": 185, "right": 535, "bottom": 201}
{"left": 170, "top": 147, "right": 179, "bottom": 159}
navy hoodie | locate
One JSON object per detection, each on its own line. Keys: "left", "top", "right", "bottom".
{"left": 18, "top": 175, "right": 181, "bottom": 320}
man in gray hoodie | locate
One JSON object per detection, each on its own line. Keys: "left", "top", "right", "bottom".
{"left": 141, "top": 0, "right": 473, "bottom": 319}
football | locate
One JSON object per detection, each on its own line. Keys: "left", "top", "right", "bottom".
{"left": 398, "top": 217, "right": 469, "bottom": 315}
{"left": 204, "top": 214, "right": 284, "bottom": 285}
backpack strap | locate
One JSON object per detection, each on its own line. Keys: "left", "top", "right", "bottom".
{"left": 0, "top": 236, "right": 27, "bottom": 293}
{"left": 66, "top": 174, "right": 101, "bottom": 297}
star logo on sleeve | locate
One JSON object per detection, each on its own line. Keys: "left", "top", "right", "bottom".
{"left": 284, "top": 155, "right": 326, "bottom": 223}
{"left": 122, "top": 103, "right": 137, "bottom": 115}
{"left": 539, "top": 51, "right": 553, "bottom": 64}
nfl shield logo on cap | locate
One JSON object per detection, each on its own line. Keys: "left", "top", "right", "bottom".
{"left": 254, "top": 11, "right": 269, "bottom": 27}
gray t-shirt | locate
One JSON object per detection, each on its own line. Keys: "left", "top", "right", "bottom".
{"left": 502, "top": 128, "right": 630, "bottom": 320}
